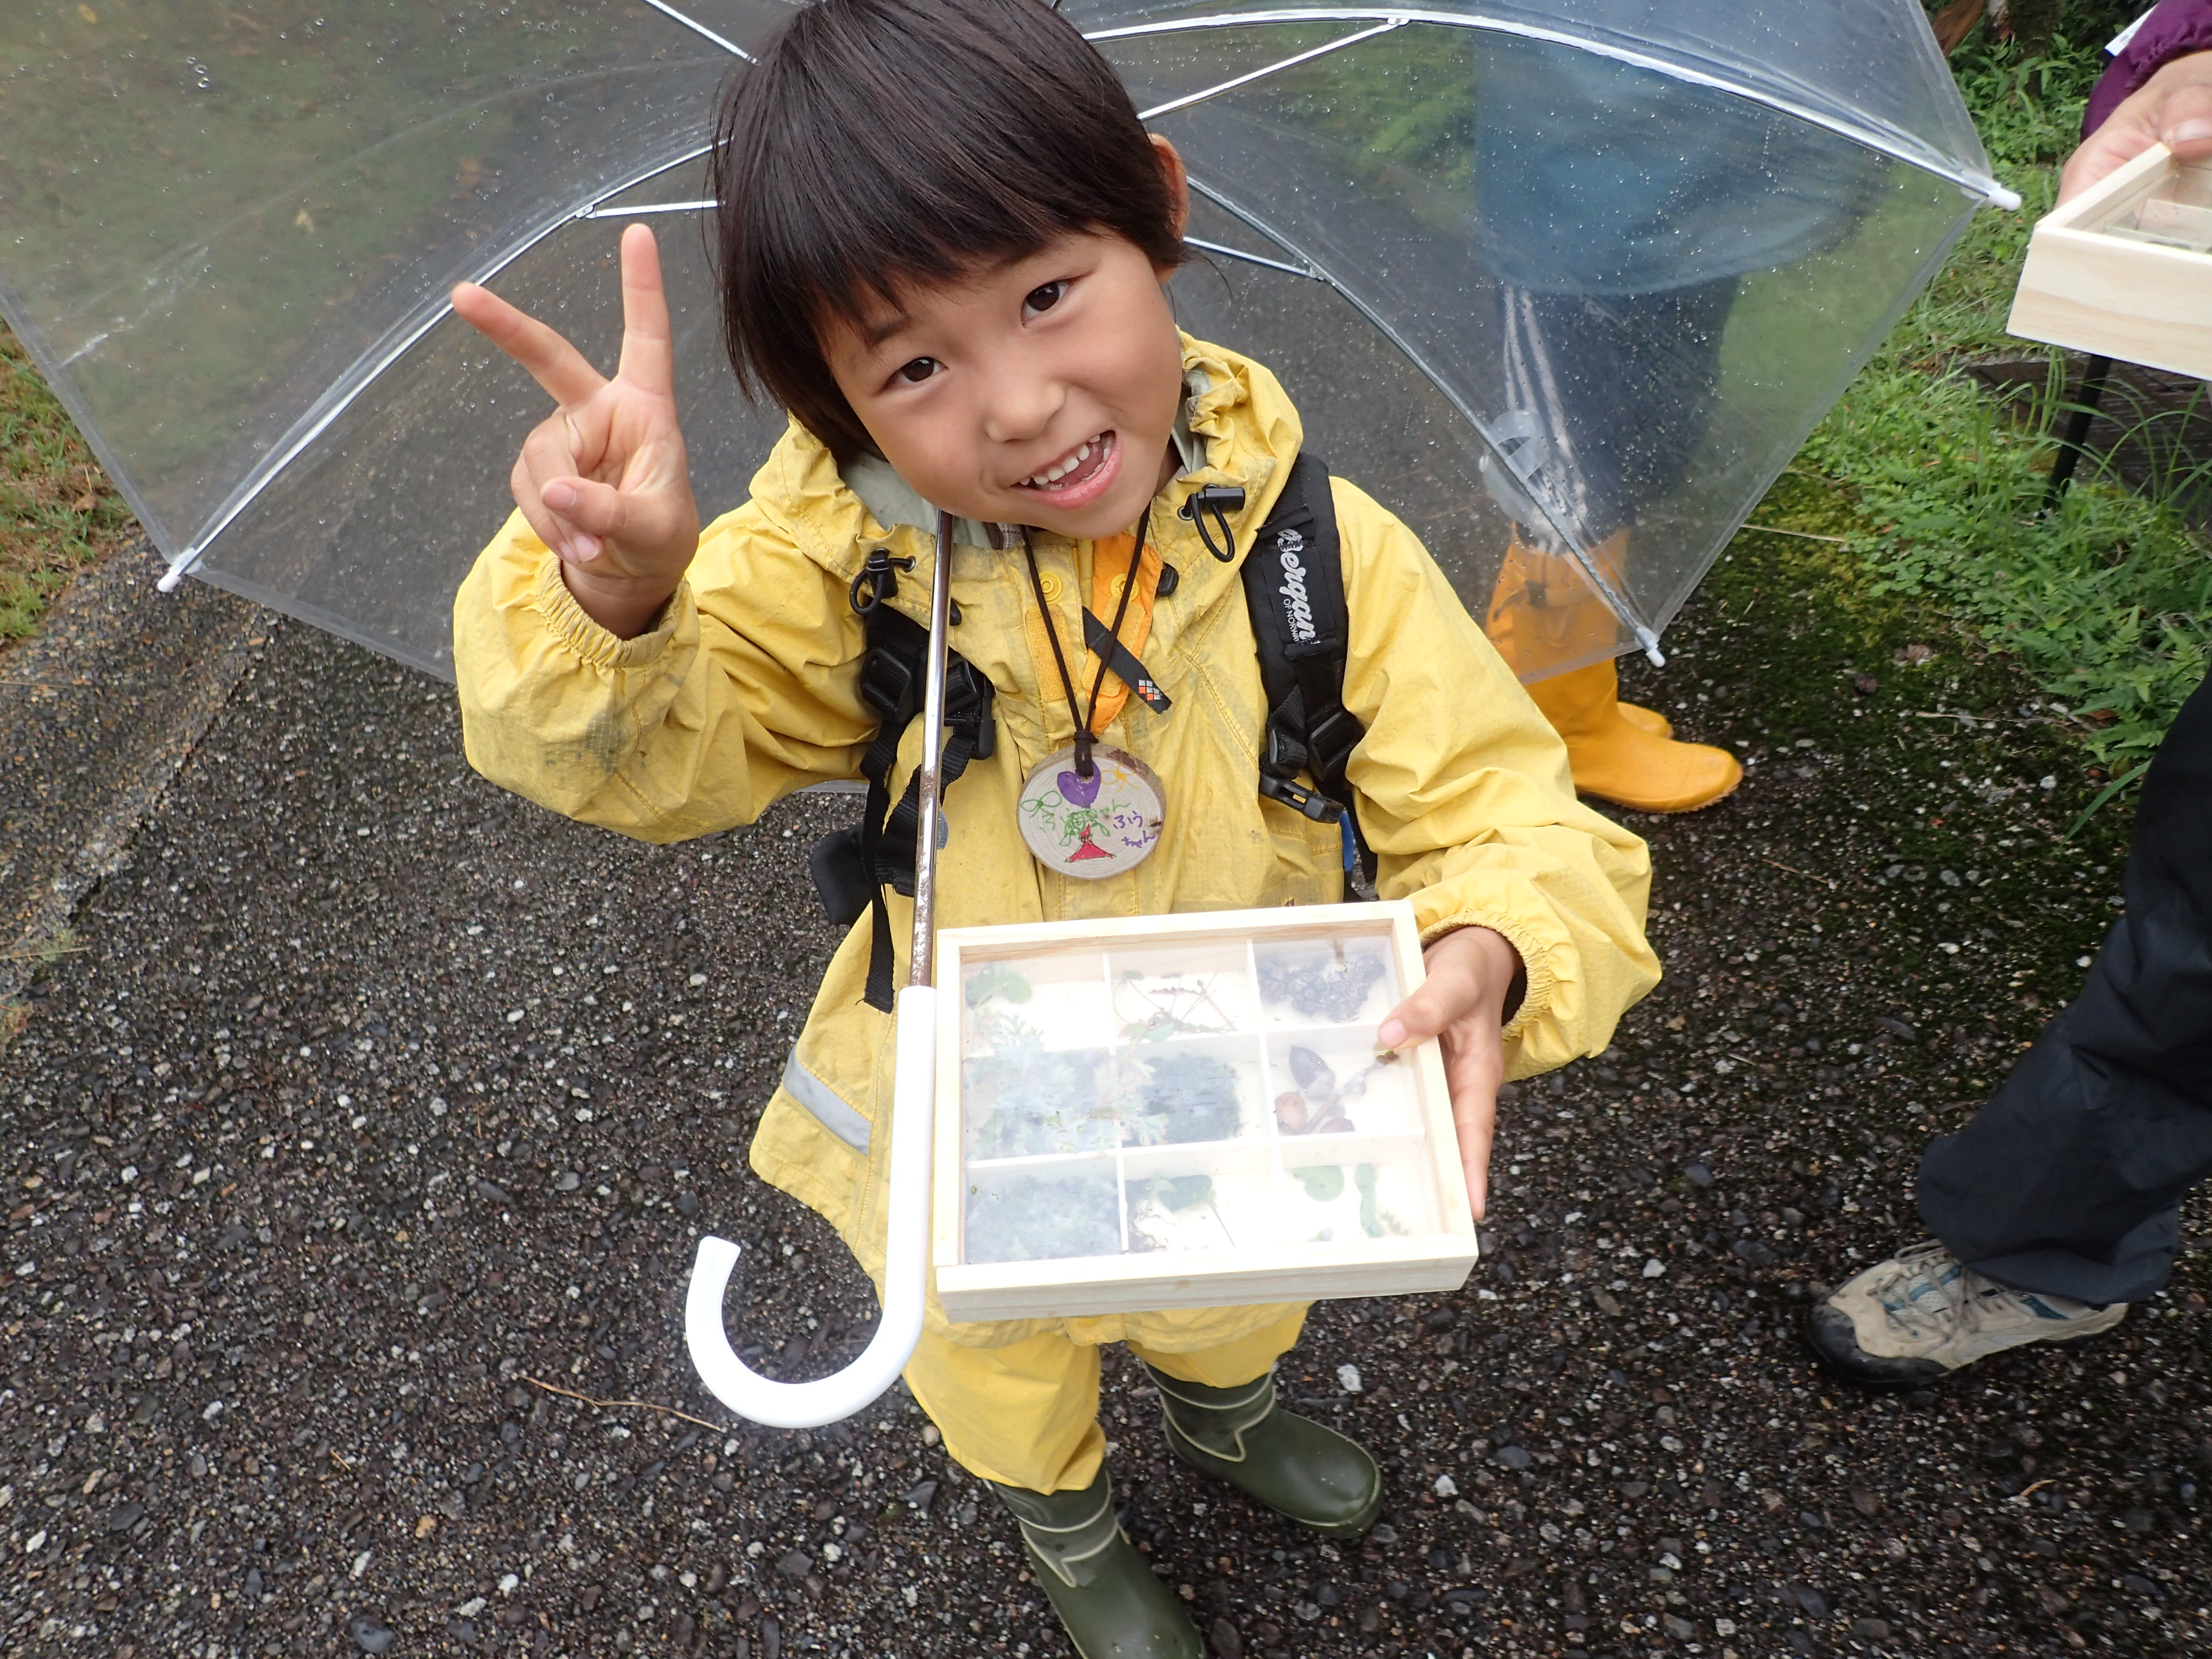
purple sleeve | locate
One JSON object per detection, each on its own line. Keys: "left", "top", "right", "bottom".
{"left": 2084, "top": 0, "right": 2212, "bottom": 134}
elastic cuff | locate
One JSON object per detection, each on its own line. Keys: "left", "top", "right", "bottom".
{"left": 1417, "top": 910, "right": 1557, "bottom": 1043}
{"left": 531, "top": 555, "right": 683, "bottom": 670}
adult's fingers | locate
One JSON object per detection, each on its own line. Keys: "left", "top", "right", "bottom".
{"left": 614, "top": 224, "right": 679, "bottom": 398}
{"left": 452, "top": 280, "right": 607, "bottom": 409}
{"left": 2059, "top": 125, "right": 2151, "bottom": 203}
{"left": 2162, "top": 80, "right": 2212, "bottom": 159}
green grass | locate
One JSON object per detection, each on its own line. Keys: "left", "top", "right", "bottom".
{"left": 1784, "top": 17, "right": 2212, "bottom": 779}
{"left": 0, "top": 323, "right": 134, "bottom": 643}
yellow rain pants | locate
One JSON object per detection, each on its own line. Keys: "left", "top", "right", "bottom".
{"left": 903, "top": 1310, "right": 1309, "bottom": 1493}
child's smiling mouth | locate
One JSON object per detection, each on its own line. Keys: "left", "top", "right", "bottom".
{"left": 1012, "top": 429, "right": 1118, "bottom": 508}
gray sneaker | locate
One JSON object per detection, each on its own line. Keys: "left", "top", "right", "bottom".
{"left": 1804, "top": 1240, "right": 2128, "bottom": 1387}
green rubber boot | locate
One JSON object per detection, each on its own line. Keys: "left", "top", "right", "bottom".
{"left": 1144, "top": 1363, "right": 1382, "bottom": 1539}
{"left": 989, "top": 1466, "right": 1202, "bottom": 1659}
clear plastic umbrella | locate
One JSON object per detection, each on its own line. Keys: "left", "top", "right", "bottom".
{"left": 3, "top": 0, "right": 2009, "bottom": 682}
{"left": 3, "top": 1, "right": 2012, "bottom": 1424}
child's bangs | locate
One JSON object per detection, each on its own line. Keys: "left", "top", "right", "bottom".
{"left": 713, "top": 0, "right": 1183, "bottom": 460}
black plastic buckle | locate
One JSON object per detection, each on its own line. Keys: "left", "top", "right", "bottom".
{"left": 1178, "top": 485, "right": 1247, "bottom": 519}
{"left": 1258, "top": 772, "right": 1335, "bottom": 823}
{"left": 858, "top": 647, "right": 918, "bottom": 723}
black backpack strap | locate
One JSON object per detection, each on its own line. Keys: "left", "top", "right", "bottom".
{"left": 815, "top": 560, "right": 997, "bottom": 1012}
{"left": 1240, "top": 453, "right": 1376, "bottom": 891}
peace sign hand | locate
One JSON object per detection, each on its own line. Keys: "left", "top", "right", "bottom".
{"left": 453, "top": 223, "right": 701, "bottom": 639}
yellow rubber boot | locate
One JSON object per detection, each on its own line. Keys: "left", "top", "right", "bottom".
{"left": 1528, "top": 659, "right": 1742, "bottom": 813}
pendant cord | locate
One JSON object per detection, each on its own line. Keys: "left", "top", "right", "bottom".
{"left": 1021, "top": 508, "right": 1150, "bottom": 781}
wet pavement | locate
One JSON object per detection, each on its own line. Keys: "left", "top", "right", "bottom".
{"left": 3, "top": 529, "right": 2207, "bottom": 1659}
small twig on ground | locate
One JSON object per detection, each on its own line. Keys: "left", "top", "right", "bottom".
{"left": 1, "top": 943, "right": 88, "bottom": 962}
{"left": 2010, "top": 1476, "right": 2062, "bottom": 1504}
{"left": 1742, "top": 524, "right": 1851, "bottom": 544}
{"left": 1759, "top": 856, "right": 1826, "bottom": 883}
{"left": 523, "top": 1374, "right": 722, "bottom": 1432}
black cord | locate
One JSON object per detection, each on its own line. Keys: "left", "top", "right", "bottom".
{"left": 1021, "top": 511, "right": 1152, "bottom": 781}
{"left": 1190, "top": 500, "right": 1237, "bottom": 563}
{"left": 1082, "top": 506, "right": 1149, "bottom": 736}
{"left": 1023, "top": 532, "right": 1093, "bottom": 779}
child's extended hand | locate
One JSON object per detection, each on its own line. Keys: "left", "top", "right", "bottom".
{"left": 452, "top": 223, "right": 701, "bottom": 638}
{"left": 1376, "top": 926, "right": 1522, "bottom": 1222}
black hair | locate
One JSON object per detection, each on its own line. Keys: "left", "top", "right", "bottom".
{"left": 710, "top": 0, "right": 1184, "bottom": 462}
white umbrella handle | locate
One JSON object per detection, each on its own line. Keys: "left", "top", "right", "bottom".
{"left": 683, "top": 983, "right": 936, "bottom": 1428}
{"left": 684, "top": 510, "right": 957, "bottom": 1428}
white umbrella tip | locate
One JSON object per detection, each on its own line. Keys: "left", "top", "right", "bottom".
{"left": 1984, "top": 183, "right": 2023, "bottom": 212}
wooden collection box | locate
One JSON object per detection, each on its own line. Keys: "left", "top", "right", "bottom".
{"left": 2009, "top": 142, "right": 2212, "bottom": 380}
{"left": 930, "top": 901, "right": 1479, "bottom": 1323}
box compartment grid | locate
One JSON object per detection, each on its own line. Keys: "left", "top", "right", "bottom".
{"left": 937, "top": 902, "right": 1479, "bottom": 1322}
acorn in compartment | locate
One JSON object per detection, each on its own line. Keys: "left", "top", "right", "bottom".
{"left": 1273, "top": 1043, "right": 1396, "bottom": 1135}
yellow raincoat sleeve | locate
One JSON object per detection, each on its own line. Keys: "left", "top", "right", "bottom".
{"left": 452, "top": 501, "right": 876, "bottom": 840}
{"left": 1332, "top": 479, "right": 1660, "bottom": 1078}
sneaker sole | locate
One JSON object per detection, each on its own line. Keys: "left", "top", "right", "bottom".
{"left": 1801, "top": 1300, "right": 2127, "bottom": 1391}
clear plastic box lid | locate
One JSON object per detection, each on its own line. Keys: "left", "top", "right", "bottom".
{"left": 956, "top": 921, "right": 1441, "bottom": 1266}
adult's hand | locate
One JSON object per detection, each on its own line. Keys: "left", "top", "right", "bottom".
{"left": 1376, "top": 925, "right": 1522, "bottom": 1222}
{"left": 2059, "top": 49, "right": 2212, "bottom": 204}
{"left": 452, "top": 222, "right": 701, "bottom": 639}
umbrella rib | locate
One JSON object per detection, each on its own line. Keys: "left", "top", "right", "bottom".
{"left": 1184, "top": 175, "right": 1666, "bottom": 665}
{"left": 1093, "top": 8, "right": 2018, "bottom": 210}
{"left": 157, "top": 142, "right": 717, "bottom": 593}
{"left": 632, "top": 0, "right": 754, "bottom": 61}
{"left": 1183, "top": 237, "right": 1321, "bottom": 282}
{"left": 1135, "top": 18, "right": 1406, "bottom": 122}
{"left": 579, "top": 199, "right": 720, "bottom": 219}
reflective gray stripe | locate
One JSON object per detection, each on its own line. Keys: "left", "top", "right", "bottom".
{"left": 781, "top": 1054, "right": 871, "bottom": 1153}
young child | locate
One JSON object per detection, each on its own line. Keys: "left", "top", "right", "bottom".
{"left": 451, "top": 1, "right": 1658, "bottom": 1652}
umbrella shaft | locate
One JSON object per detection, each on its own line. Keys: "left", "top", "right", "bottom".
{"left": 908, "top": 511, "right": 957, "bottom": 990}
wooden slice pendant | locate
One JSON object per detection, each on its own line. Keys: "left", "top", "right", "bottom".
{"left": 1015, "top": 745, "right": 1165, "bottom": 880}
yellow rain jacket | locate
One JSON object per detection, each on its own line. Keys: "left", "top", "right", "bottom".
{"left": 455, "top": 336, "right": 1659, "bottom": 1358}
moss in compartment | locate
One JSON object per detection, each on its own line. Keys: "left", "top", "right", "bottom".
{"left": 965, "top": 1173, "right": 1121, "bottom": 1264}
{"left": 964, "top": 1040, "right": 1117, "bottom": 1159}
{"left": 1140, "top": 1051, "right": 1243, "bottom": 1144}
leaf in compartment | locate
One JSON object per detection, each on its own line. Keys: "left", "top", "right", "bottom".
{"left": 1126, "top": 1173, "right": 1240, "bottom": 1254}
{"left": 964, "top": 962, "right": 1034, "bottom": 1008}
{"left": 1294, "top": 1165, "right": 1345, "bottom": 1202}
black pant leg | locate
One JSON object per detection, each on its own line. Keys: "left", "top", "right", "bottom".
{"left": 1917, "top": 670, "right": 2212, "bottom": 1303}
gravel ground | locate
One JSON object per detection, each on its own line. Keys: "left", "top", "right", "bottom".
{"left": 3, "top": 526, "right": 2207, "bottom": 1659}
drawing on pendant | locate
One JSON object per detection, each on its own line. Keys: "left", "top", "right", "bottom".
{"left": 1017, "top": 745, "right": 1165, "bottom": 879}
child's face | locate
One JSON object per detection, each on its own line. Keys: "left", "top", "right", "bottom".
{"left": 825, "top": 219, "right": 1187, "bottom": 541}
